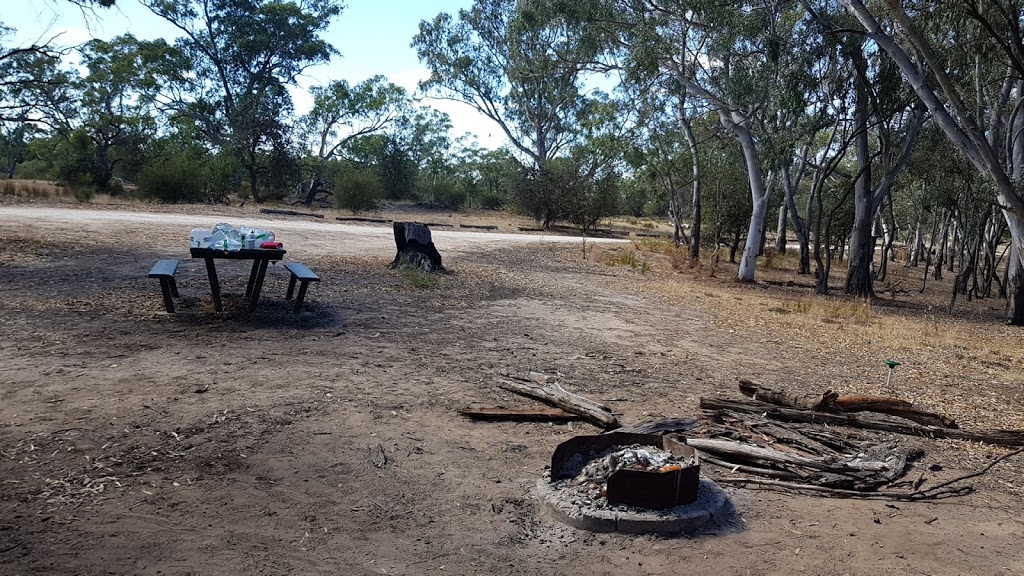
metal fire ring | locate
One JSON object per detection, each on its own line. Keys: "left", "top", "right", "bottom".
{"left": 550, "top": 431, "right": 700, "bottom": 510}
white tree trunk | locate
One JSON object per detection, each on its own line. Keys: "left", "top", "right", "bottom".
{"left": 734, "top": 125, "right": 771, "bottom": 282}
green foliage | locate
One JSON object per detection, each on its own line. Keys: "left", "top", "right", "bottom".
{"left": 333, "top": 168, "right": 383, "bottom": 213}
{"left": 413, "top": 0, "right": 596, "bottom": 166}
{"left": 401, "top": 268, "right": 440, "bottom": 289}
{"left": 137, "top": 149, "right": 208, "bottom": 203}
{"left": 418, "top": 175, "right": 468, "bottom": 211}
{"left": 478, "top": 191, "right": 505, "bottom": 210}
{"left": 513, "top": 158, "right": 620, "bottom": 231}
{"left": 375, "top": 136, "right": 418, "bottom": 200}
{"left": 142, "top": 0, "right": 342, "bottom": 202}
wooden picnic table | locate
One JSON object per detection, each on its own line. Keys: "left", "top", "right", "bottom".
{"left": 190, "top": 247, "right": 286, "bottom": 312}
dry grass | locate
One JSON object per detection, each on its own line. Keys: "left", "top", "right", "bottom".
{"left": 619, "top": 236, "right": 1024, "bottom": 430}
{"left": 1, "top": 179, "right": 71, "bottom": 200}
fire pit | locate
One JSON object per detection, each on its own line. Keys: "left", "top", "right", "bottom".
{"left": 537, "top": 432, "right": 734, "bottom": 534}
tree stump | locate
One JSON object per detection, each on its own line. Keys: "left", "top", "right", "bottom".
{"left": 389, "top": 222, "right": 444, "bottom": 272}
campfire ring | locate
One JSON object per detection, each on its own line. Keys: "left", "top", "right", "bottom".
{"left": 538, "top": 432, "right": 735, "bottom": 535}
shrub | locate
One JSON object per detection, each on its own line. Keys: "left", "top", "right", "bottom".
{"left": 432, "top": 184, "right": 468, "bottom": 211}
{"left": 137, "top": 152, "right": 207, "bottom": 203}
{"left": 478, "top": 191, "right": 505, "bottom": 210}
{"left": 334, "top": 169, "right": 383, "bottom": 213}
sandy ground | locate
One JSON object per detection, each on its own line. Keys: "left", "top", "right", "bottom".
{"left": 1, "top": 205, "right": 1022, "bottom": 575}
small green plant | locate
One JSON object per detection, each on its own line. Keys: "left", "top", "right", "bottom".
{"left": 401, "top": 268, "right": 440, "bottom": 289}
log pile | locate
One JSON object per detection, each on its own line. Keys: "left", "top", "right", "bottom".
{"left": 460, "top": 371, "right": 1024, "bottom": 499}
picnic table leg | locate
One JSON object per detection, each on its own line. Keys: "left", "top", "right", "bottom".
{"left": 245, "top": 260, "right": 261, "bottom": 297}
{"left": 248, "top": 258, "right": 271, "bottom": 312}
{"left": 203, "top": 257, "right": 223, "bottom": 312}
{"left": 158, "top": 279, "right": 176, "bottom": 313}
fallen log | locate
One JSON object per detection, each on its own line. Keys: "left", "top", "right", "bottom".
{"left": 458, "top": 406, "right": 580, "bottom": 422}
{"left": 459, "top": 224, "right": 498, "bottom": 230}
{"left": 737, "top": 379, "right": 957, "bottom": 428}
{"left": 497, "top": 373, "right": 619, "bottom": 429}
{"left": 685, "top": 437, "right": 890, "bottom": 474}
{"left": 336, "top": 216, "right": 390, "bottom": 223}
{"left": 701, "top": 397, "right": 1024, "bottom": 446}
{"left": 613, "top": 418, "right": 697, "bottom": 435}
{"left": 738, "top": 378, "right": 834, "bottom": 410}
{"left": 260, "top": 208, "right": 325, "bottom": 218}
{"left": 832, "top": 395, "right": 958, "bottom": 428}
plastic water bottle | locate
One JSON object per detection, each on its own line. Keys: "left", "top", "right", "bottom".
{"left": 190, "top": 229, "right": 212, "bottom": 248}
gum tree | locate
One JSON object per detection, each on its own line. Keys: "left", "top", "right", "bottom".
{"left": 839, "top": 0, "right": 1024, "bottom": 323}
{"left": 140, "top": 0, "right": 341, "bottom": 202}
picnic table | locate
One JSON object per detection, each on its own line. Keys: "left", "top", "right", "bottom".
{"left": 190, "top": 246, "right": 286, "bottom": 312}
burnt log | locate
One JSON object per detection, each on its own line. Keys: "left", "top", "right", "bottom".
{"left": 737, "top": 378, "right": 958, "bottom": 428}
{"left": 389, "top": 222, "right": 444, "bottom": 272}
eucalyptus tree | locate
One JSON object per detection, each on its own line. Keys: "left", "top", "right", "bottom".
{"left": 838, "top": 0, "right": 1024, "bottom": 323}
{"left": 413, "top": 0, "right": 596, "bottom": 168}
{"left": 64, "top": 35, "right": 164, "bottom": 189}
{"left": 139, "top": 0, "right": 341, "bottom": 202}
{"left": 299, "top": 76, "right": 409, "bottom": 204}
{"left": 579, "top": 0, "right": 827, "bottom": 280}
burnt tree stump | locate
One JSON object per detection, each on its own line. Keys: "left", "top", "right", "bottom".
{"left": 389, "top": 222, "right": 444, "bottom": 272}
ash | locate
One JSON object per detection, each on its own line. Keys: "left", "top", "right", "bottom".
{"left": 550, "top": 445, "right": 696, "bottom": 511}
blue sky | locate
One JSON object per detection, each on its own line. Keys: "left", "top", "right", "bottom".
{"left": 3, "top": 0, "right": 503, "bottom": 147}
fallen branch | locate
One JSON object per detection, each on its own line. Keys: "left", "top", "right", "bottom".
{"left": 714, "top": 476, "right": 972, "bottom": 500}
{"left": 715, "top": 446, "right": 1024, "bottom": 500}
{"left": 698, "top": 453, "right": 808, "bottom": 480}
{"left": 497, "top": 371, "right": 619, "bottom": 429}
{"left": 701, "top": 397, "right": 1024, "bottom": 446}
{"left": 738, "top": 379, "right": 957, "bottom": 428}
{"left": 685, "top": 437, "right": 890, "bottom": 474}
{"left": 458, "top": 406, "right": 580, "bottom": 422}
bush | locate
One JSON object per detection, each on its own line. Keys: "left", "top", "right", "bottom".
{"left": 478, "top": 191, "right": 505, "bottom": 210}
{"left": 137, "top": 152, "right": 207, "bottom": 203}
{"left": 433, "top": 185, "right": 468, "bottom": 211}
{"left": 334, "top": 169, "right": 383, "bottom": 213}
{"left": 418, "top": 176, "right": 468, "bottom": 211}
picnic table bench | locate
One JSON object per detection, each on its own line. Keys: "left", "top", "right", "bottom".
{"left": 283, "top": 262, "right": 320, "bottom": 313}
{"left": 148, "top": 259, "right": 180, "bottom": 312}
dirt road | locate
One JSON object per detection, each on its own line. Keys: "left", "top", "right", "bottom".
{"left": 0, "top": 206, "right": 628, "bottom": 260}
{"left": 1, "top": 204, "right": 1021, "bottom": 575}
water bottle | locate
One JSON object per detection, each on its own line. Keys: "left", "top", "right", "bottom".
{"left": 190, "top": 229, "right": 212, "bottom": 248}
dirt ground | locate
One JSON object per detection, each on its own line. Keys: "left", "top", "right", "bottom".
{"left": 1, "top": 202, "right": 1023, "bottom": 576}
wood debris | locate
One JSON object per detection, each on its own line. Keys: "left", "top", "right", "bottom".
{"left": 496, "top": 370, "right": 619, "bottom": 429}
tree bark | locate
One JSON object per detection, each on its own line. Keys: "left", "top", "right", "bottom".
{"left": 776, "top": 202, "right": 789, "bottom": 254}
{"left": 844, "top": 44, "right": 875, "bottom": 297}
{"left": 680, "top": 112, "right": 702, "bottom": 261}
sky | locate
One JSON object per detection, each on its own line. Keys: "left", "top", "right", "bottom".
{"left": 3, "top": 0, "right": 506, "bottom": 148}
